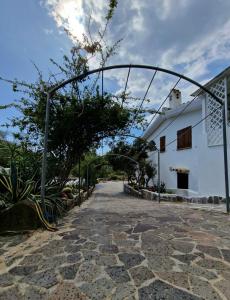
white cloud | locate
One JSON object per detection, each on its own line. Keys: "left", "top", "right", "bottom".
{"left": 43, "top": 0, "right": 230, "bottom": 110}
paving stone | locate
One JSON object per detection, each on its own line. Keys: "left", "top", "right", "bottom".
{"left": 9, "top": 265, "right": 37, "bottom": 276}
{"left": 143, "top": 240, "right": 174, "bottom": 257}
{"left": 0, "top": 286, "right": 22, "bottom": 300}
{"left": 180, "top": 264, "right": 218, "bottom": 280}
{"left": 190, "top": 275, "right": 222, "bottom": 300}
{"left": 171, "top": 241, "right": 195, "bottom": 253}
{"left": 90, "top": 234, "right": 113, "bottom": 245}
{"left": 105, "top": 266, "right": 131, "bottom": 283}
{"left": 196, "top": 244, "right": 222, "bottom": 258}
{"left": 133, "top": 223, "right": 157, "bottom": 233}
{"left": 99, "top": 244, "right": 119, "bottom": 254}
{"left": 62, "top": 233, "right": 80, "bottom": 240}
{"left": 221, "top": 249, "right": 230, "bottom": 262}
{"left": 0, "top": 273, "right": 15, "bottom": 287}
{"left": 67, "top": 252, "right": 82, "bottom": 263}
{"left": 3, "top": 182, "right": 230, "bottom": 300}
{"left": 147, "top": 256, "right": 175, "bottom": 272}
{"left": 141, "top": 231, "right": 163, "bottom": 246}
{"left": 21, "top": 269, "right": 58, "bottom": 288}
{"left": 214, "top": 279, "right": 230, "bottom": 299}
{"left": 129, "top": 266, "right": 154, "bottom": 287}
{"left": 74, "top": 238, "right": 87, "bottom": 244}
{"left": 5, "top": 255, "right": 23, "bottom": 267}
{"left": 46, "top": 239, "right": 68, "bottom": 247}
{"left": 23, "top": 286, "right": 48, "bottom": 300}
{"left": 81, "top": 241, "right": 98, "bottom": 250}
{"left": 82, "top": 250, "right": 100, "bottom": 262}
{"left": 156, "top": 272, "right": 190, "bottom": 290}
{"left": 59, "top": 263, "right": 79, "bottom": 280}
{"left": 75, "top": 262, "right": 102, "bottom": 283}
{"left": 114, "top": 239, "right": 138, "bottom": 249}
{"left": 49, "top": 282, "right": 88, "bottom": 300}
{"left": 196, "top": 258, "right": 230, "bottom": 271}
{"left": 118, "top": 253, "right": 145, "bottom": 269}
{"left": 33, "top": 244, "right": 65, "bottom": 257}
{"left": 172, "top": 254, "right": 198, "bottom": 264}
{"left": 38, "top": 255, "right": 67, "bottom": 270}
{"left": 80, "top": 277, "right": 115, "bottom": 300}
{"left": 156, "top": 216, "right": 181, "bottom": 223}
{"left": 220, "top": 271, "right": 230, "bottom": 280}
{"left": 113, "top": 232, "right": 127, "bottom": 240}
{"left": 111, "top": 282, "right": 136, "bottom": 300}
{"left": 65, "top": 244, "right": 82, "bottom": 253}
{"left": 95, "top": 254, "right": 118, "bottom": 266}
{"left": 138, "top": 280, "right": 202, "bottom": 300}
{"left": 20, "top": 254, "right": 43, "bottom": 265}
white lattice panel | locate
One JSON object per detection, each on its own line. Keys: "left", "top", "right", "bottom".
{"left": 206, "top": 79, "right": 226, "bottom": 146}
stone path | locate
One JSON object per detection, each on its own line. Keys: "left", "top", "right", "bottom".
{"left": 1, "top": 181, "right": 230, "bottom": 299}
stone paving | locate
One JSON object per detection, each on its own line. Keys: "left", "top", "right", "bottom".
{"left": 1, "top": 181, "right": 230, "bottom": 299}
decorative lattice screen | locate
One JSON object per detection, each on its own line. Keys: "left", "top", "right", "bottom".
{"left": 206, "top": 78, "right": 226, "bottom": 146}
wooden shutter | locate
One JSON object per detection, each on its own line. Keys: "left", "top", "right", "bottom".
{"left": 177, "top": 126, "right": 192, "bottom": 150}
{"left": 160, "top": 136, "right": 166, "bottom": 152}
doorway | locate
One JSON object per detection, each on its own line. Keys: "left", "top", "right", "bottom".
{"left": 177, "top": 173, "right": 188, "bottom": 189}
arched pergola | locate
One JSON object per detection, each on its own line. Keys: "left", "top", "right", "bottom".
{"left": 41, "top": 64, "right": 229, "bottom": 213}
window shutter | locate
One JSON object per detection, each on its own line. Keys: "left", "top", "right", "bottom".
{"left": 160, "top": 136, "right": 166, "bottom": 152}
{"left": 177, "top": 126, "right": 192, "bottom": 150}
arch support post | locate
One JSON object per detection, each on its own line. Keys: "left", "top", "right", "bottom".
{"left": 40, "top": 92, "right": 51, "bottom": 217}
{"left": 158, "top": 149, "right": 160, "bottom": 203}
{"left": 222, "top": 104, "right": 230, "bottom": 213}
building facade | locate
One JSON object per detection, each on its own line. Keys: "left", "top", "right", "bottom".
{"left": 143, "top": 67, "right": 230, "bottom": 197}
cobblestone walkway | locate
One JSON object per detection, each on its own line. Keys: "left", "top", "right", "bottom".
{"left": 1, "top": 182, "right": 230, "bottom": 299}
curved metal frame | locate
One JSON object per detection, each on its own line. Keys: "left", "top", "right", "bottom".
{"left": 41, "top": 64, "right": 229, "bottom": 214}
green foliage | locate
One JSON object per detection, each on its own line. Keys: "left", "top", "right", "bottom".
{"left": 0, "top": 139, "right": 41, "bottom": 182}
{"left": 106, "top": 0, "right": 118, "bottom": 20}
{"left": 145, "top": 162, "right": 157, "bottom": 187}
{"left": 107, "top": 138, "right": 157, "bottom": 187}
{"left": 154, "top": 182, "right": 166, "bottom": 193}
{"left": 0, "top": 163, "right": 35, "bottom": 205}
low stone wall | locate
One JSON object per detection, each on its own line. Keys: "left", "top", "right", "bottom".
{"left": 124, "top": 184, "right": 225, "bottom": 204}
{"left": 123, "top": 184, "right": 142, "bottom": 198}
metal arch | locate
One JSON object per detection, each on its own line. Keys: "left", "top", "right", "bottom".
{"left": 41, "top": 64, "right": 229, "bottom": 215}
{"left": 48, "top": 64, "right": 224, "bottom": 105}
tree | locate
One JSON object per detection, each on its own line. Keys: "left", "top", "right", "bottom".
{"left": 0, "top": 1, "right": 145, "bottom": 183}
{"left": 107, "top": 138, "right": 157, "bottom": 187}
{"left": 145, "top": 162, "right": 157, "bottom": 187}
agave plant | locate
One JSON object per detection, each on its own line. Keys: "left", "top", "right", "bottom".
{"left": 0, "top": 162, "right": 35, "bottom": 205}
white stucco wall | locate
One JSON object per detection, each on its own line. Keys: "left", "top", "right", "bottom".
{"left": 147, "top": 109, "right": 202, "bottom": 194}
{"left": 146, "top": 98, "right": 230, "bottom": 197}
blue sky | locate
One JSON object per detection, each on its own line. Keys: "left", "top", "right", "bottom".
{"left": 1, "top": 0, "right": 230, "bottom": 142}
{"left": 0, "top": 0, "right": 71, "bottom": 133}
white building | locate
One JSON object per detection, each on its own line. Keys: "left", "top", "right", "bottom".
{"left": 143, "top": 67, "right": 230, "bottom": 198}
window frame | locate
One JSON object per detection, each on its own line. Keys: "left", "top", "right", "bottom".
{"left": 177, "top": 126, "right": 192, "bottom": 150}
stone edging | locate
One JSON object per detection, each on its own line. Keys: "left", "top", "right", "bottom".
{"left": 124, "top": 184, "right": 225, "bottom": 204}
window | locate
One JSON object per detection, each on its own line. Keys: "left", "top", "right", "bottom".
{"left": 160, "top": 136, "right": 166, "bottom": 152}
{"left": 177, "top": 126, "right": 192, "bottom": 150}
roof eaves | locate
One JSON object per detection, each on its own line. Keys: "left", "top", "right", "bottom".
{"left": 191, "top": 66, "right": 230, "bottom": 96}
